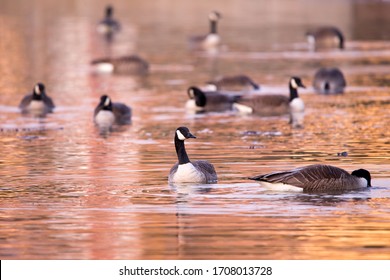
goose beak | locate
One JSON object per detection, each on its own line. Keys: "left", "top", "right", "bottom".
{"left": 188, "top": 133, "right": 196, "bottom": 139}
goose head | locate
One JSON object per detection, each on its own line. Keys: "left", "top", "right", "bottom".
{"left": 105, "top": 5, "right": 113, "bottom": 18}
{"left": 32, "top": 83, "right": 45, "bottom": 100}
{"left": 99, "top": 95, "right": 113, "bottom": 110}
{"left": 175, "top": 127, "right": 196, "bottom": 141}
{"left": 208, "top": 11, "right": 221, "bottom": 22}
{"left": 187, "top": 87, "right": 207, "bottom": 107}
{"left": 290, "top": 77, "right": 305, "bottom": 90}
{"left": 351, "top": 169, "right": 372, "bottom": 187}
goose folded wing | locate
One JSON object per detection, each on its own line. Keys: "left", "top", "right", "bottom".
{"left": 249, "top": 164, "right": 351, "bottom": 189}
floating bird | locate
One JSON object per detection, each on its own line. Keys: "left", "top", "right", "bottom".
{"left": 249, "top": 164, "right": 371, "bottom": 192}
{"left": 313, "top": 67, "right": 346, "bottom": 94}
{"left": 185, "top": 86, "right": 240, "bottom": 113}
{"left": 94, "top": 95, "right": 131, "bottom": 130}
{"left": 188, "top": 11, "right": 222, "bottom": 52}
{"left": 168, "top": 127, "right": 217, "bottom": 184}
{"left": 306, "top": 26, "right": 344, "bottom": 51}
{"left": 19, "top": 83, "right": 55, "bottom": 116}
{"left": 91, "top": 55, "right": 149, "bottom": 75}
{"left": 233, "top": 77, "right": 305, "bottom": 128}
{"left": 97, "top": 5, "right": 121, "bottom": 38}
{"left": 207, "top": 75, "right": 260, "bottom": 91}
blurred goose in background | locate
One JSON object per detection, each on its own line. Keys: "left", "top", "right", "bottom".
{"left": 207, "top": 75, "right": 260, "bottom": 92}
{"left": 188, "top": 11, "right": 222, "bottom": 52}
{"left": 97, "top": 5, "right": 121, "bottom": 39}
{"left": 185, "top": 86, "right": 240, "bottom": 113}
{"left": 233, "top": 77, "right": 305, "bottom": 128}
{"left": 249, "top": 164, "right": 371, "bottom": 192}
{"left": 19, "top": 83, "right": 55, "bottom": 116}
{"left": 306, "top": 26, "right": 344, "bottom": 51}
{"left": 91, "top": 55, "right": 149, "bottom": 75}
{"left": 313, "top": 67, "right": 346, "bottom": 94}
{"left": 168, "top": 126, "right": 217, "bottom": 184}
{"left": 94, "top": 95, "right": 131, "bottom": 130}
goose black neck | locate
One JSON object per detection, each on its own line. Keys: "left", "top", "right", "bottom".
{"left": 210, "top": 20, "right": 218, "bottom": 34}
{"left": 289, "top": 86, "right": 298, "bottom": 101}
{"left": 32, "top": 91, "right": 43, "bottom": 101}
{"left": 175, "top": 136, "right": 190, "bottom": 164}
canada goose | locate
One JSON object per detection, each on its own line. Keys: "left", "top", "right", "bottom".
{"left": 168, "top": 127, "right": 217, "bottom": 184}
{"left": 249, "top": 164, "right": 371, "bottom": 192}
{"left": 185, "top": 86, "right": 240, "bottom": 113}
{"left": 94, "top": 95, "right": 131, "bottom": 130}
{"left": 313, "top": 67, "right": 346, "bottom": 94}
{"left": 306, "top": 26, "right": 344, "bottom": 51}
{"left": 233, "top": 77, "right": 305, "bottom": 127}
{"left": 91, "top": 55, "right": 149, "bottom": 75}
{"left": 207, "top": 75, "right": 260, "bottom": 91}
{"left": 188, "top": 11, "right": 222, "bottom": 52}
{"left": 97, "top": 5, "right": 121, "bottom": 36}
{"left": 19, "top": 83, "right": 55, "bottom": 116}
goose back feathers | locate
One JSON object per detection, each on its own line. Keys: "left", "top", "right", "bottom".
{"left": 249, "top": 164, "right": 371, "bottom": 192}
{"left": 313, "top": 67, "right": 346, "bottom": 94}
{"left": 91, "top": 55, "right": 149, "bottom": 75}
{"left": 306, "top": 26, "right": 344, "bottom": 51}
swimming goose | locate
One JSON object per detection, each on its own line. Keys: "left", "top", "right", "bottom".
{"left": 188, "top": 11, "right": 222, "bottom": 52}
{"left": 249, "top": 164, "right": 371, "bottom": 192}
{"left": 168, "top": 127, "right": 218, "bottom": 184}
{"left": 19, "top": 83, "right": 55, "bottom": 116}
{"left": 306, "top": 26, "right": 344, "bottom": 51}
{"left": 313, "top": 67, "right": 346, "bottom": 94}
{"left": 233, "top": 77, "right": 305, "bottom": 127}
{"left": 185, "top": 86, "right": 240, "bottom": 113}
{"left": 97, "top": 5, "right": 121, "bottom": 37}
{"left": 94, "top": 95, "right": 131, "bottom": 130}
{"left": 91, "top": 55, "right": 149, "bottom": 75}
{"left": 207, "top": 75, "right": 260, "bottom": 91}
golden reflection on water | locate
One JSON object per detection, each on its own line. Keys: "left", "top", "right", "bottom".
{"left": 1, "top": 0, "right": 390, "bottom": 260}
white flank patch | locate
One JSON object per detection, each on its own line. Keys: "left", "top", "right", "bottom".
{"left": 233, "top": 103, "right": 253, "bottom": 114}
{"left": 203, "top": 84, "right": 217, "bottom": 92}
{"left": 185, "top": 100, "right": 203, "bottom": 112}
{"left": 176, "top": 130, "right": 186, "bottom": 140}
{"left": 173, "top": 163, "right": 205, "bottom": 183}
{"left": 260, "top": 181, "right": 303, "bottom": 192}
{"left": 306, "top": 35, "right": 316, "bottom": 51}
{"left": 94, "top": 63, "right": 114, "bottom": 73}
{"left": 95, "top": 110, "right": 115, "bottom": 128}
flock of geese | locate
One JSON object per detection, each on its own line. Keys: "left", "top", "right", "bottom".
{"left": 17, "top": 6, "right": 371, "bottom": 193}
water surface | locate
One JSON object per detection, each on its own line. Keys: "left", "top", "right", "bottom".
{"left": 1, "top": 0, "right": 390, "bottom": 259}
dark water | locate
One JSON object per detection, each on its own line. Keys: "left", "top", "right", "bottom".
{"left": 1, "top": 0, "right": 390, "bottom": 259}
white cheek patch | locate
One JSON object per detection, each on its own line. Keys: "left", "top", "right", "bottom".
{"left": 188, "top": 89, "right": 195, "bottom": 98}
{"left": 104, "top": 97, "right": 111, "bottom": 106}
{"left": 176, "top": 130, "right": 186, "bottom": 140}
{"left": 290, "top": 78, "right": 298, "bottom": 89}
{"left": 34, "top": 85, "right": 41, "bottom": 94}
